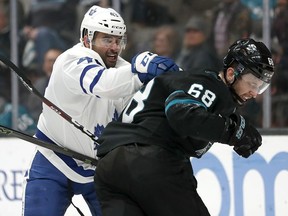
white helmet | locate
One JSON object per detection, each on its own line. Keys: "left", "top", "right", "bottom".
{"left": 80, "top": 5, "right": 126, "bottom": 44}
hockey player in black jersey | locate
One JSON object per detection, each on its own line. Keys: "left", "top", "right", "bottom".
{"left": 94, "top": 38, "right": 275, "bottom": 216}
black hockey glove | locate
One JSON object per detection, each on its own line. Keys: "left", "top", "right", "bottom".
{"left": 223, "top": 113, "right": 262, "bottom": 158}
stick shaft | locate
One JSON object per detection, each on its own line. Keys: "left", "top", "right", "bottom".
{"left": 0, "top": 125, "right": 98, "bottom": 166}
{"left": 0, "top": 53, "right": 99, "bottom": 144}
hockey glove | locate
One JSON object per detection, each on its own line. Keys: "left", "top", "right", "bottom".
{"left": 223, "top": 113, "right": 262, "bottom": 158}
{"left": 131, "top": 51, "right": 179, "bottom": 84}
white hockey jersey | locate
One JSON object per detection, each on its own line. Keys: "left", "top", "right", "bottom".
{"left": 36, "top": 43, "right": 142, "bottom": 183}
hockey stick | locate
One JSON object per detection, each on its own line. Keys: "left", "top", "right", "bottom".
{"left": 0, "top": 53, "right": 99, "bottom": 145}
{"left": 0, "top": 125, "right": 98, "bottom": 166}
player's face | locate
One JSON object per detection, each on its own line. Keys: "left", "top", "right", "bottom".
{"left": 91, "top": 32, "right": 124, "bottom": 68}
{"left": 233, "top": 73, "right": 264, "bottom": 102}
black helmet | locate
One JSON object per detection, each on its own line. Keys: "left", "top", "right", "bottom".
{"left": 223, "top": 38, "right": 275, "bottom": 86}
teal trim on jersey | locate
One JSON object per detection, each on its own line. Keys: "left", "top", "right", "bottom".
{"left": 165, "top": 99, "right": 207, "bottom": 114}
{"left": 165, "top": 90, "right": 207, "bottom": 114}
{"left": 165, "top": 90, "right": 184, "bottom": 99}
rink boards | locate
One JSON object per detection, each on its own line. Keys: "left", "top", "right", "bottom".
{"left": 0, "top": 136, "right": 287, "bottom": 216}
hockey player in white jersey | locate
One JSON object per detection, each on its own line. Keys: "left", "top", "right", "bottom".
{"left": 22, "top": 5, "right": 179, "bottom": 216}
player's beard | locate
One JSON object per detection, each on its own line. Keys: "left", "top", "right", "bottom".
{"left": 229, "top": 86, "right": 246, "bottom": 106}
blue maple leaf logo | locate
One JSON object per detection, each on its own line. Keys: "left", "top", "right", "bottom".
{"left": 93, "top": 110, "right": 119, "bottom": 149}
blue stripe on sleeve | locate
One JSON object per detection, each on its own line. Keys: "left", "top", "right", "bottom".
{"left": 89, "top": 68, "right": 105, "bottom": 94}
{"left": 80, "top": 64, "right": 98, "bottom": 94}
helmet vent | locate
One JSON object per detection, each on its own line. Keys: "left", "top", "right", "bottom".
{"left": 80, "top": 6, "right": 127, "bottom": 38}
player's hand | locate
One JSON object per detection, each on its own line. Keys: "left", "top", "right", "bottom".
{"left": 225, "top": 113, "right": 262, "bottom": 158}
{"left": 131, "top": 51, "right": 179, "bottom": 84}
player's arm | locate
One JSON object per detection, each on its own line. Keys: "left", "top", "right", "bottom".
{"left": 62, "top": 55, "right": 141, "bottom": 100}
{"left": 64, "top": 52, "right": 179, "bottom": 100}
{"left": 95, "top": 51, "right": 179, "bottom": 99}
{"left": 165, "top": 90, "right": 261, "bottom": 158}
{"left": 165, "top": 90, "right": 226, "bottom": 141}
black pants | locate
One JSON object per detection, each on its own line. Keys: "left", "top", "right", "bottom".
{"left": 94, "top": 143, "right": 210, "bottom": 216}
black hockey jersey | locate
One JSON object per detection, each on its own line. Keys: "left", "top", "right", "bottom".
{"left": 97, "top": 70, "right": 238, "bottom": 158}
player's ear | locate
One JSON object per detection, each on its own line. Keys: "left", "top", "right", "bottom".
{"left": 83, "top": 35, "right": 90, "bottom": 47}
{"left": 226, "top": 67, "right": 235, "bottom": 84}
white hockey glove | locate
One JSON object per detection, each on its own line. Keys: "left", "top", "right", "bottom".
{"left": 131, "top": 51, "right": 180, "bottom": 84}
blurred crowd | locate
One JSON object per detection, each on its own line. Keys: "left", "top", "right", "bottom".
{"left": 0, "top": 0, "right": 287, "bottom": 134}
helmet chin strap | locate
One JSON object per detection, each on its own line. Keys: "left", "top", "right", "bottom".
{"left": 229, "top": 85, "right": 245, "bottom": 106}
{"left": 224, "top": 71, "right": 245, "bottom": 106}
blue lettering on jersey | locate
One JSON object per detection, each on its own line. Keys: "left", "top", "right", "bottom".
{"left": 77, "top": 57, "right": 93, "bottom": 64}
